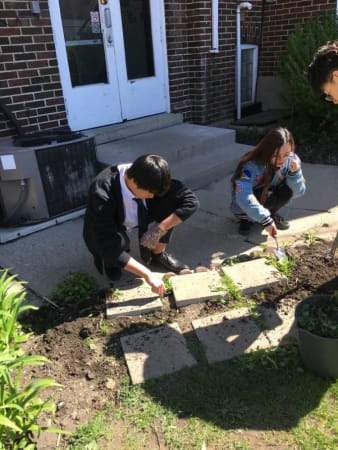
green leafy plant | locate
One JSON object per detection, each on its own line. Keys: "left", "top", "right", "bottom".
{"left": 84, "top": 337, "right": 97, "bottom": 351}
{"left": 162, "top": 276, "right": 173, "bottom": 294}
{"left": 240, "top": 339, "right": 302, "bottom": 372}
{"left": 220, "top": 274, "right": 245, "bottom": 303}
{"left": 248, "top": 305, "right": 266, "bottom": 331}
{"left": 280, "top": 12, "right": 338, "bottom": 144}
{"left": 112, "top": 288, "right": 122, "bottom": 298}
{"left": 297, "top": 292, "right": 338, "bottom": 338}
{"left": 51, "top": 272, "right": 98, "bottom": 304}
{"left": 266, "top": 254, "right": 296, "bottom": 277}
{"left": 99, "top": 320, "right": 110, "bottom": 336}
{"left": 0, "top": 270, "right": 67, "bottom": 448}
{"left": 302, "top": 232, "right": 318, "bottom": 245}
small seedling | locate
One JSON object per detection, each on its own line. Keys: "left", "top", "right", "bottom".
{"left": 265, "top": 254, "right": 296, "bottom": 277}
{"left": 220, "top": 274, "right": 245, "bottom": 304}
{"left": 222, "top": 255, "right": 241, "bottom": 266}
{"left": 99, "top": 320, "right": 110, "bottom": 335}
{"left": 112, "top": 288, "right": 122, "bottom": 298}
{"left": 84, "top": 337, "right": 97, "bottom": 351}
{"left": 302, "top": 232, "right": 318, "bottom": 245}
{"left": 163, "top": 276, "right": 173, "bottom": 294}
{"left": 248, "top": 305, "right": 267, "bottom": 330}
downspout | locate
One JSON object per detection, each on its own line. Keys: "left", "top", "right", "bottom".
{"left": 236, "top": 2, "right": 253, "bottom": 120}
{"left": 210, "top": 0, "right": 219, "bottom": 53}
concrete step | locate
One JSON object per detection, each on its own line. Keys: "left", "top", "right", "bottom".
{"left": 172, "top": 140, "right": 251, "bottom": 189}
{"left": 96, "top": 122, "right": 250, "bottom": 189}
{"left": 85, "top": 112, "right": 184, "bottom": 145}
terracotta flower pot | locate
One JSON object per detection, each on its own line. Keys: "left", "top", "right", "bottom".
{"left": 295, "top": 295, "right": 338, "bottom": 378}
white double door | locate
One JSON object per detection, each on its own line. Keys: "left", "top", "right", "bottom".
{"left": 49, "top": 0, "right": 169, "bottom": 131}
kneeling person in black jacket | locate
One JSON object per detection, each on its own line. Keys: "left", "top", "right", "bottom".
{"left": 83, "top": 154, "right": 199, "bottom": 296}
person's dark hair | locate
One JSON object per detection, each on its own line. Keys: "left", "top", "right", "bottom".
{"left": 126, "top": 154, "right": 171, "bottom": 196}
{"left": 231, "top": 127, "right": 295, "bottom": 203}
{"left": 307, "top": 40, "right": 338, "bottom": 94}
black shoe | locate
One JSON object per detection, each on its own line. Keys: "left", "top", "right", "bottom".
{"left": 238, "top": 219, "right": 252, "bottom": 236}
{"left": 273, "top": 214, "right": 290, "bottom": 230}
{"left": 151, "top": 251, "right": 189, "bottom": 274}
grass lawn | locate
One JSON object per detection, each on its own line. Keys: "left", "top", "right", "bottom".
{"left": 67, "top": 341, "right": 338, "bottom": 450}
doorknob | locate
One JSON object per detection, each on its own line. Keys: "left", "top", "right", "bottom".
{"left": 104, "top": 8, "right": 112, "bottom": 28}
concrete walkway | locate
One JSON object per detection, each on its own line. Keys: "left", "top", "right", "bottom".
{"left": 0, "top": 163, "right": 337, "bottom": 383}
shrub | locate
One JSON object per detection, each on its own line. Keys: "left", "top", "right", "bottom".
{"left": 279, "top": 12, "right": 338, "bottom": 144}
{"left": 51, "top": 272, "right": 98, "bottom": 304}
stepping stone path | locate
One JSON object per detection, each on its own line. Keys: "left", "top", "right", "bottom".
{"left": 192, "top": 308, "right": 270, "bottom": 364}
{"left": 106, "top": 276, "right": 162, "bottom": 319}
{"left": 106, "top": 259, "right": 293, "bottom": 384}
{"left": 120, "top": 323, "right": 197, "bottom": 384}
{"left": 171, "top": 270, "right": 224, "bottom": 307}
{"left": 221, "top": 258, "right": 287, "bottom": 294}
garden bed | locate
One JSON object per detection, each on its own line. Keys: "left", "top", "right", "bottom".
{"left": 20, "top": 239, "right": 337, "bottom": 448}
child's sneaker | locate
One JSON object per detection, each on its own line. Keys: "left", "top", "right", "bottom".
{"left": 273, "top": 213, "right": 290, "bottom": 230}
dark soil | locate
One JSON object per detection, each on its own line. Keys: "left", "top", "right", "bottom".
{"left": 20, "top": 240, "right": 337, "bottom": 448}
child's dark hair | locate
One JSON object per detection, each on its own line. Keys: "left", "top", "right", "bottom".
{"left": 307, "top": 40, "right": 338, "bottom": 95}
{"left": 126, "top": 154, "right": 171, "bottom": 196}
{"left": 231, "top": 127, "right": 295, "bottom": 203}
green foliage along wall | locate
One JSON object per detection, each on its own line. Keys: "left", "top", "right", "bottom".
{"left": 280, "top": 13, "right": 338, "bottom": 143}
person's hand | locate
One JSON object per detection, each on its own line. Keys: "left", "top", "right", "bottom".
{"left": 265, "top": 223, "right": 278, "bottom": 238}
{"left": 144, "top": 272, "right": 166, "bottom": 297}
{"left": 289, "top": 154, "right": 300, "bottom": 173}
{"left": 140, "top": 224, "right": 167, "bottom": 249}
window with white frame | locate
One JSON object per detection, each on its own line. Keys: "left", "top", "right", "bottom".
{"left": 241, "top": 44, "right": 258, "bottom": 105}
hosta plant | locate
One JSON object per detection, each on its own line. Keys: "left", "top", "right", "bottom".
{"left": 0, "top": 270, "right": 67, "bottom": 449}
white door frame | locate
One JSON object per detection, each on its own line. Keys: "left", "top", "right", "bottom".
{"left": 48, "top": 0, "right": 170, "bottom": 131}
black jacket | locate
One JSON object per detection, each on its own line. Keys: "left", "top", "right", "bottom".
{"left": 83, "top": 165, "right": 199, "bottom": 268}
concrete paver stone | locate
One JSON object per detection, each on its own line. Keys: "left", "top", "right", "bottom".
{"left": 258, "top": 301, "right": 297, "bottom": 347}
{"left": 106, "top": 277, "right": 163, "bottom": 319}
{"left": 120, "top": 322, "right": 197, "bottom": 384}
{"left": 171, "top": 270, "right": 225, "bottom": 307}
{"left": 221, "top": 258, "right": 287, "bottom": 295}
{"left": 192, "top": 308, "right": 270, "bottom": 364}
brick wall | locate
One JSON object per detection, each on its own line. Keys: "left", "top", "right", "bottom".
{"left": 0, "top": 1, "right": 336, "bottom": 137}
{"left": 0, "top": 0, "right": 67, "bottom": 137}
{"left": 166, "top": 0, "right": 237, "bottom": 124}
{"left": 167, "top": 0, "right": 336, "bottom": 123}
{"left": 259, "top": 0, "right": 337, "bottom": 76}
{"left": 166, "top": 1, "right": 265, "bottom": 124}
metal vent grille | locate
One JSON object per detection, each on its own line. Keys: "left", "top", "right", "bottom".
{"left": 35, "top": 136, "right": 98, "bottom": 217}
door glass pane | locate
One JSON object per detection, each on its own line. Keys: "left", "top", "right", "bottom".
{"left": 60, "top": 0, "right": 108, "bottom": 87}
{"left": 120, "top": 0, "right": 155, "bottom": 80}
{"left": 241, "top": 48, "right": 254, "bottom": 103}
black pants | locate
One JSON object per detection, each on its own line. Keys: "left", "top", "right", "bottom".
{"left": 95, "top": 200, "right": 176, "bottom": 276}
{"left": 254, "top": 182, "right": 293, "bottom": 215}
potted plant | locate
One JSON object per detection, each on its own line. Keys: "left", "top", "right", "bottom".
{"left": 295, "top": 291, "right": 338, "bottom": 378}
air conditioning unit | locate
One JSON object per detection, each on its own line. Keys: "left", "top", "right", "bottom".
{"left": 0, "top": 133, "right": 99, "bottom": 227}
